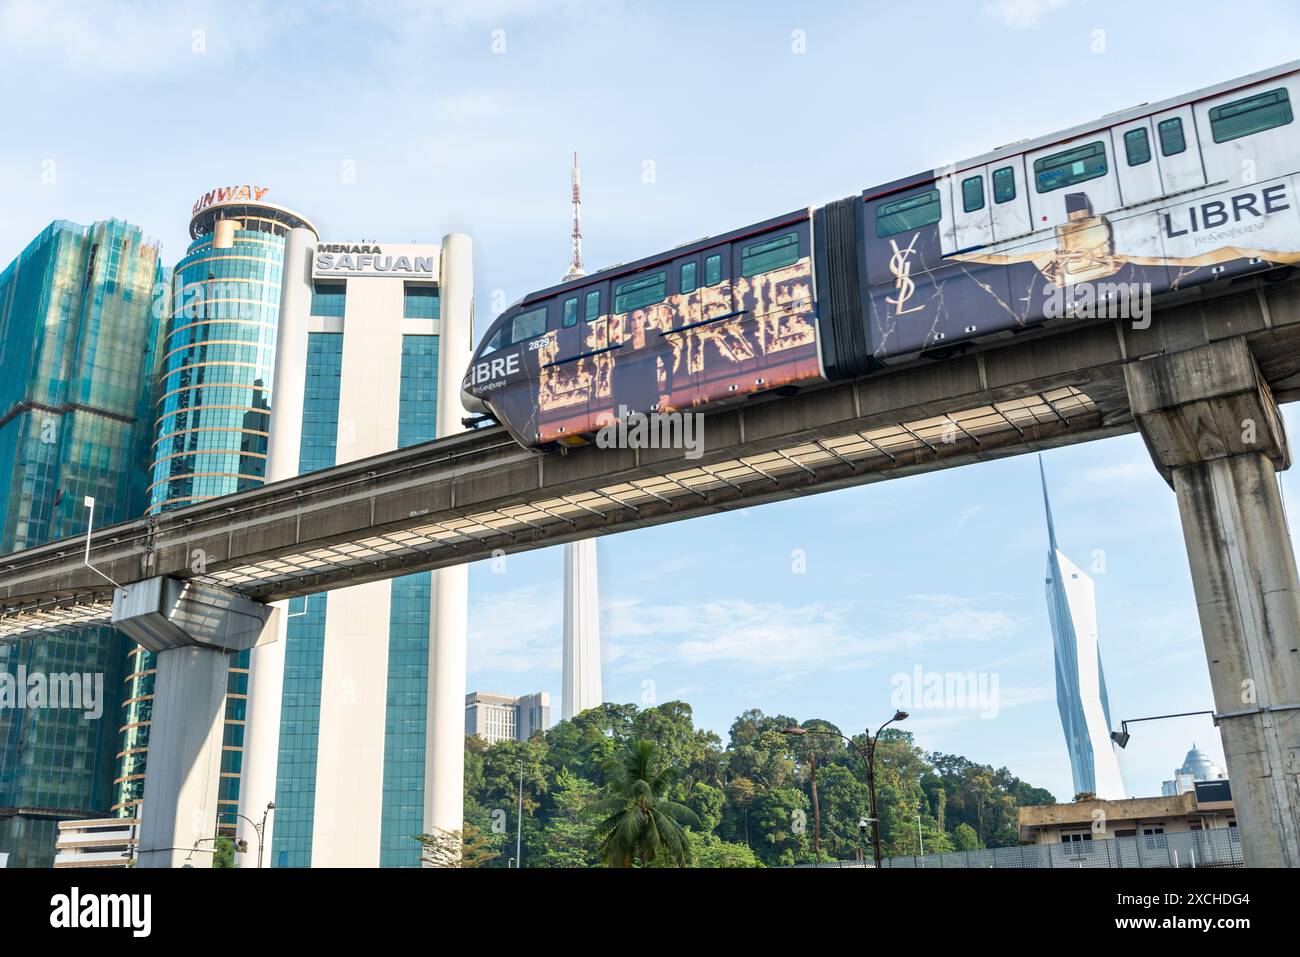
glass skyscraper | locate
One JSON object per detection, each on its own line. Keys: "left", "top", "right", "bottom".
{"left": 0, "top": 219, "right": 163, "bottom": 867}
{"left": 1041, "top": 458, "right": 1126, "bottom": 801}
{"left": 113, "top": 191, "right": 316, "bottom": 829}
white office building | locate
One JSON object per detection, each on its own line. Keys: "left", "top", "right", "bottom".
{"left": 237, "top": 226, "right": 473, "bottom": 867}
{"left": 465, "top": 692, "right": 551, "bottom": 744}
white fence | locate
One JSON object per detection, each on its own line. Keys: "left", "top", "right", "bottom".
{"left": 877, "top": 827, "right": 1242, "bottom": 868}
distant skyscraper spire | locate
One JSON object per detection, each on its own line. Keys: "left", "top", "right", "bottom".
{"left": 1041, "top": 456, "right": 1125, "bottom": 800}
{"left": 563, "top": 151, "right": 585, "bottom": 283}
{"left": 560, "top": 150, "right": 601, "bottom": 719}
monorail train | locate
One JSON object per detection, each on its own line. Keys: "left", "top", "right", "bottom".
{"left": 463, "top": 62, "right": 1300, "bottom": 449}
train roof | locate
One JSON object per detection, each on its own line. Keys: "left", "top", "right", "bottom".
{"left": 510, "top": 61, "right": 1300, "bottom": 314}
{"left": 867, "top": 60, "right": 1300, "bottom": 201}
{"left": 519, "top": 206, "right": 812, "bottom": 307}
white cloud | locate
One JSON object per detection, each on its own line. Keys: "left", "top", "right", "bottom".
{"left": 0, "top": 0, "right": 290, "bottom": 79}
{"left": 956, "top": 503, "right": 985, "bottom": 529}
{"left": 465, "top": 585, "right": 1024, "bottom": 686}
{"left": 983, "top": 0, "right": 1073, "bottom": 30}
{"left": 467, "top": 583, "right": 561, "bottom": 674}
{"left": 602, "top": 592, "right": 1022, "bottom": 676}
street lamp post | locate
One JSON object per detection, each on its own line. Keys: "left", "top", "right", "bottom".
{"left": 1110, "top": 710, "right": 1216, "bottom": 749}
{"left": 784, "top": 710, "right": 908, "bottom": 867}
{"left": 516, "top": 760, "right": 524, "bottom": 869}
{"left": 232, "top": 801, "right": 276, "bottom": 868}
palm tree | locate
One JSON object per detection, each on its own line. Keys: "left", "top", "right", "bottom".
{"left": 590, "top": 740, "right": 700, "bottom": 867}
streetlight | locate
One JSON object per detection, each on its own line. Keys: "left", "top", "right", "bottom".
{"left": 515, "top": 760, "right": 524, "bottom": 869}
{"left": 183, "top": 836, "right": 221, "bottom": 868}
{"left": 231, "top": 801, "right": 276, "bottom": 868}
{"left": 1110, "top": 710, "right": 1215, "bottom": 749}
{"left": 783, "top": 710, "right": 908, "bottom": 867}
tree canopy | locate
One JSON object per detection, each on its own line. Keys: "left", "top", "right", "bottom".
{"left": 457, "top": 701, "right": 1055, "bottom": 867}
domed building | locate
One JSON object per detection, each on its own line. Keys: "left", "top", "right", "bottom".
{"left": 1161, "top": 742, "right": 1227, "bottom": 796}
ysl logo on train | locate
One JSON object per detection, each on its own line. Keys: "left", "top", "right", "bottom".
{"left": 886, "top": 233, "right": 925, "bottom": 316}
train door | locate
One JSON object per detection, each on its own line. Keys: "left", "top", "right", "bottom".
{"left": 1151, "top": 104, "right": 1206, "bottom": 194}
{"left": 664, "top": 254, "right": 700, "bottom": 409}
{"left": 578, "top": 280, "right": 612, "bottom": 429}
{"left": 989, "top": 159, "right": 1032, "bottom": 241}
{"left": 1112, "top": 118, "right": 1165, "bottom": 206}
{"left": 536, "top": 291, "right": 591, "bottom": 441}
{"left": 949, "top": 166, "right": 1012, "bottom": 340}
{"left": 693, "top": 246, "right": 736, "bottom": 405}
{"left": 1026, "top": 136, "right": 1122, "bottom": 228}
{"left": 609, "top": 267, "right": 670, "bottom": 418}
{"left": 864, "top": 185, "right": 947, "bottom": 360}
{"left": 952, "top": 167, "right": 993, "bottom": 250}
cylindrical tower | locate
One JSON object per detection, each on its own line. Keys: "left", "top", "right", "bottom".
{"left": 114, "top": 186, "right": 317, "bottom": 828}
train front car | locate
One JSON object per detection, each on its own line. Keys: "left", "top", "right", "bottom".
{"left": 462, "top": 212, "right": 826, "bottom": 450}
{"left": 856, "top": 61, "right": 1300, "bottom": 364}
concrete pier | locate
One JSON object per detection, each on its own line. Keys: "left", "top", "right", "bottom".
{"left": 112, "top": 578, "right": 276, "bottom": 868}
{"left": 1126, "top": 337, "right": 1300, "bottom": 867}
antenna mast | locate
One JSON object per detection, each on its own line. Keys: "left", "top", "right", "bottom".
{"left": 563, "top": 151, "right": 585, "bottom": 282}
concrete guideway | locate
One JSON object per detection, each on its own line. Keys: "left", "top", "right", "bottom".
{"left": 4, "top": 279, "right": 1300, "bottom": 628}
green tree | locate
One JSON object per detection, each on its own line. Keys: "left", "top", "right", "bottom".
{"left": 212, "top": 836, "right": 235, "bottom": 868}
{"left": 417, "top": 823, "right": 499, "bottom": 867}
{"left": 590, "top": 740, "right": 700, "bottom": 867}
{"left": 953, "top": 822, "right": 984, "bottom": 851}
{"left": 689, "top": 831, "right": 763, "bottom": 868}
{"left": 528, "top": 767, "right": 598, "bottom": 868}
{"left": 748, "top": 786, "right": 810, "bottom": 867}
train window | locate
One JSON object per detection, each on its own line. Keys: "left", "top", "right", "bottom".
{"left": 1210, "top": 88, "right": 1293, "bottom": 143}
{"left": 993, "top": 166, "right": 1016, "bottom": 204}
{"left": 740, "top": 232, "right": 799, "bottom": 277}
{"left": 584, "top": 289, "right": 601, "bottom": 321}
{"left": 480, "top": 325, "right": 507, "bottom": 356}
{"left": 1158, "top": 118, "right": 1186, "bottom": 156}
{"left": 680, "top": 261, "right": 698, "bottom": 293}
{"left": 1034, "top": 142, "right": 1108, "bottom": 193}
{"left": 510, "top": 306, "right": 547, "bottom": 343}
{"left": 876, "top": 189, "right": 941, "bottom": 237}
{"left": 614, "top": 271, "right": 667, "bottom": 313}
{"left": 561, "top": 296, "right": 578, "bottom": 328}
{"left": 1124, "top": 128, "right": 1152, "bottom": 166}
{"left": 961, "top": 176, "right": 985, "bottom": 212}
{"left": 705, "top": 254, "right": 723, "bottom": 286}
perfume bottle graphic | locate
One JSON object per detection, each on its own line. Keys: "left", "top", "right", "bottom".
{"left": 1045, "top": 192, "right": 1121, "bottom": 286}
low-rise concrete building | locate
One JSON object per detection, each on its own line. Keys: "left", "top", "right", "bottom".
{"left": 1019, "top": 781, "right": 1236, "bottom": 847}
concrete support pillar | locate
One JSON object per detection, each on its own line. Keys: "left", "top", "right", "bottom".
{"left": 238, "top": 225, "right": 314, "bottom": 865}
{"left": 137, "top": 646, "right": 228, "bottom": 868}
{"left": 424, "top": 233, "right": 473, "bottom": 849}
{"left": 111, "top": 577, "right": 276, "bottom": 868}
{"left": 1126, "top": 337, "right": 1300, "bottom": 867}
{"left": 562, "top": 538, "right": 603, "bottom": 720}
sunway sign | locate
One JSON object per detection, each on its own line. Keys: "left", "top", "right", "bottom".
{"left": 192, "top": 185, "right": 270, "bottom": 216}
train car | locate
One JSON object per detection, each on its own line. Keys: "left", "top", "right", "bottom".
{"left": 464, "top": 61, "right": 1300, "bottom": 450}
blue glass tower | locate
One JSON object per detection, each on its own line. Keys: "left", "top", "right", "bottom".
{"left": 114, "top": 190, "right": 317, "bottom": 829}
{"left": 0, "top": 219, "right": 163, "bottom": 867}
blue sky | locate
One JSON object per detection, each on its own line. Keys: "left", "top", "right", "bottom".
{"left": 4, "top": 0, "right": 1300, "bottom": 800}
